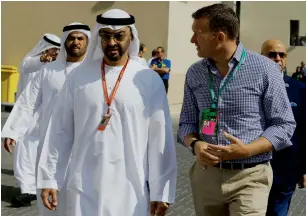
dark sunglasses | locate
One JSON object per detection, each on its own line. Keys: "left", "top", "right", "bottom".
{"left": 99, "top": 32, "right": 126, "bottom": 42}
{"left": 268, "top": 51, "right": 287, "bottom": 59}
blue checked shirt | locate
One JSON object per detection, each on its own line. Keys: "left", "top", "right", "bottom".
{"left": 178, "top": 43, "right": 296, "bottom": 164}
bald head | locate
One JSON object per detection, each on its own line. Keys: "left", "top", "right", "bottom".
{"left": 261, "top": 40, "right": 286, "bottom": 54}
{"left": 261, "top": 39, "right": 287, "bottom": 71}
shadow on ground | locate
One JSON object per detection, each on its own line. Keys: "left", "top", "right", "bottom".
{"left": 1, "top": 168, "right": 14, "bottom": 176}
{"left": 1, "top": 184, "right": 21, "bottom": 206}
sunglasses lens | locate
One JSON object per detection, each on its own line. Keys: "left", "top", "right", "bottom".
{"left": 279, "top": 52, "right": 285, "bottom": 58}
{"left": 114, "top": 34, "right": 124, "bottom": 42}
{"left": 268, "top": 52, "right": 277, "bottom": 58}
{"left": 268, "top": 52, "right": 286, "bottom": 58}
{"left": 100, "top": 34, "right": 110, "bottom": 42}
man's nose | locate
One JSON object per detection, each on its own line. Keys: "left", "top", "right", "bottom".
{"left": 273, "top": 53, "right": 282, "bottom": 62}
{"left": 190, "top": 35, "right": 196, "bottom": 44}
{"left": 72, "top": 39, "right": 79, "bottom": 45}
{"left": 108, "top": 38, "right": 116, "bottom": 46}
{"left": 274, "top": 54, "right": 281, "bottom": 62}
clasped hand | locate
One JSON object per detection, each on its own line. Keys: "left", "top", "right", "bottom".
{"left": 194, "top": 132, "right": 250, "bottom": 166}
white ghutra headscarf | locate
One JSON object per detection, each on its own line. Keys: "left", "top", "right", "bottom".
{"left": 23, "top": 33, "right": 61, "bottom": 58}
{"left": 17, "top": 34, "right": 61, "bottom": 98}
{"left": 56, "top": 22, "right": 91, "bottom": 64}
{"left": 85, "top": 9, "right": 140, "bottom": 62}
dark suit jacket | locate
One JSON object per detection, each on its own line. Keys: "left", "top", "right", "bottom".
{"left": 271, "top": 75, "right": 306, "bottom": 185}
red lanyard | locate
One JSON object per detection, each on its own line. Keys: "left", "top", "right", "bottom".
{"left": 101, "top": 58, "right": 129, "bottom": 113}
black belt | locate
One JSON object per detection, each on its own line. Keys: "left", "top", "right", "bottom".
{"left": 214, "top": 160, "right": 269, "bottom": 170}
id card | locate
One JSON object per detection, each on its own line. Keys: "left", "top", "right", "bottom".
{"left": 97, "top": 113, "right": 112, "bottom": 131}
{"left": 202, "top": 119, "right": 217, "bottom": 135}
{"left": 200, "top": 108, "right": 217, "bottom": 136}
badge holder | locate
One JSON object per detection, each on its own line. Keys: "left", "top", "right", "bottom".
{"left": 97, "top": 112, "right": 112, "bottom": 131}
{"left": 200, "top": 104, "right": 217, "bottom": 136}
{"left": 97, "top": 58, "right": 129, "bottom": 132}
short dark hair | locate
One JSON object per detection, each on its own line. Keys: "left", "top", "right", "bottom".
{"left": 139, "top": 43, "right": 145, "bottom": 52}
{"left": 192, "top": 3, "right": 239, "bottom": 40}
{"left": 152, "top": 49, "right": 157, "bottom": 57}
{"left": 156, "top": 46, "right": 165, "bottom": 53}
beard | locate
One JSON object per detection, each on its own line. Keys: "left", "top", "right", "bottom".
{"left": 65, "top": 44, "right": 84, "bottom": 57}
{"left": 103, "top": 45, "right": 124, "bottom": 61}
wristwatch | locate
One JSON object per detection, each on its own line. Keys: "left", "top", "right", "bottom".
{"left": 190, "top": 140, "right": 200, "bottom": 156}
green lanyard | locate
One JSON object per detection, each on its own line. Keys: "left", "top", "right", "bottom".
{"left": 208, "top": 48, "right": 246, "bottom": 109}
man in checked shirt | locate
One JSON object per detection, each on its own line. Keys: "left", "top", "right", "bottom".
{"left": 178, "top": 4, "right": 296, "bottom": 216}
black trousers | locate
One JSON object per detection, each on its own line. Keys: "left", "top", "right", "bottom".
{"left": 162, "top": 79, "right": 169, "bottom": 94}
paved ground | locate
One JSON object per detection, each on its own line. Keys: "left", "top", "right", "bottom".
{"left": 1, "top": 111, "right": 306, "bottom": 216}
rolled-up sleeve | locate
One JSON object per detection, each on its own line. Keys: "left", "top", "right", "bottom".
{"left": 177, "top": 71, "right": 199, "bottom": 145}
{"left": 262, "top": 63, "right": 296, "bottom": 151}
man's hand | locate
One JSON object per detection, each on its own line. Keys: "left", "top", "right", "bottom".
{"left": 194, "top": 141, "right": 221, "bottom": 166}
{"left": 150, "top": 201, "right": 169, "bottom": 216}
{"left": 47, "top": 50, "right": 59, "bottom": 61}
{"left": 3, "top": 138, "right": 16, "bottom": 153}
{"left": 41, "top": 188, "right": 58, "bottom": 211}
{"left": 150, "top": 65, "right": 157, "bottom": 70}
{"left": 40, "top": 54, "right": 54, "bottom": 62}
{"left": 206, "top": 132, "right": 250, "bottom": 161}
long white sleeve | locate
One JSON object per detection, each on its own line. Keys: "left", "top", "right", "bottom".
{"left": 37, "top": 79, "right": 74, "bottom": 191}
{"left": 21, "top": 56, "right": 45, "bottom": 74}
{"left": 148, "top": 82, "right": 177, "bottom": 204}
{"left": 1, "top": 70, "right": 43, "bottom": 141}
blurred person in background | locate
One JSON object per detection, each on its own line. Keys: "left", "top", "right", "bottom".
{"left": 148, "top": 49, "right": 157, "bottom": 66}
{"left": 138, "top": 42, "right": 149, "bottom": 67}
{"left": 261, "top": 39, "right": 306, "bottom": 216}
{"left": 150, "top": 46, "right": 171, "bottom": 94}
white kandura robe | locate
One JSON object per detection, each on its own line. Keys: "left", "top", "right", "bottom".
{"left": 139, "top": 57, "right": 149, "bottom": 67}
{"left": 17, "top": 56, "right": 46, "bottom": 98}
{"left": 1, "top": 61, "right": 81, "bottom": 216}
{"left": 37, "top": 59, "right": 177, "bottom": 216}
{"left": 5, "top": 56, "right": 47, "bottom": 195}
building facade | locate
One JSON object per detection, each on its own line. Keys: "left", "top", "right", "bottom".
{"left": 1, "top": 1, "right": 305, "bottom": 106}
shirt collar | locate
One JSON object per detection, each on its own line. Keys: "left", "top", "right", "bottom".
{"left": 233, "top": 42, "right": 244, "bottom": 62}
{"left": 206, "top": 42, "right": 244, "bottom": 74}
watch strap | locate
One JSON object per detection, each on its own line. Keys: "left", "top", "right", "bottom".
{"left": 190, "top": 140, "right": 200, "bottom": 155}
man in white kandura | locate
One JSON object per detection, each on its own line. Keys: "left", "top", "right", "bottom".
{"left": 17, "top": 33, "right": 61, "bottom": 98}
{"left": 2, "top": 22, "right": 91, "bottom": 215}
{"left": 2, "top": 33, "right": 61, "bottom": 208}
{"left": 38, "top": 9, "right": 177, "bottom": 216}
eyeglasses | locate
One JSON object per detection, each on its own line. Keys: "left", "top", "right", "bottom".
{"left": 99, "top": 32, "right": 127, "bottom": 42}
{"left": 268, "top": 51, "right": 287, "bottom": 59}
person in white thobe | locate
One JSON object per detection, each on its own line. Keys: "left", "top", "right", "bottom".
{"left": 138, "top": 42, "right": 149, "bottom": 67}
{"left": 2, "top": 23, "right": 91, "bottom": 214}
{"left": 38, "top": 9, "right": 177, "bottom": 216}
{"left": 1, "top": 33, "right": 60, "bottom": 207}
{"left": 17, "top": 34, "right": 61, "bottom": 99}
